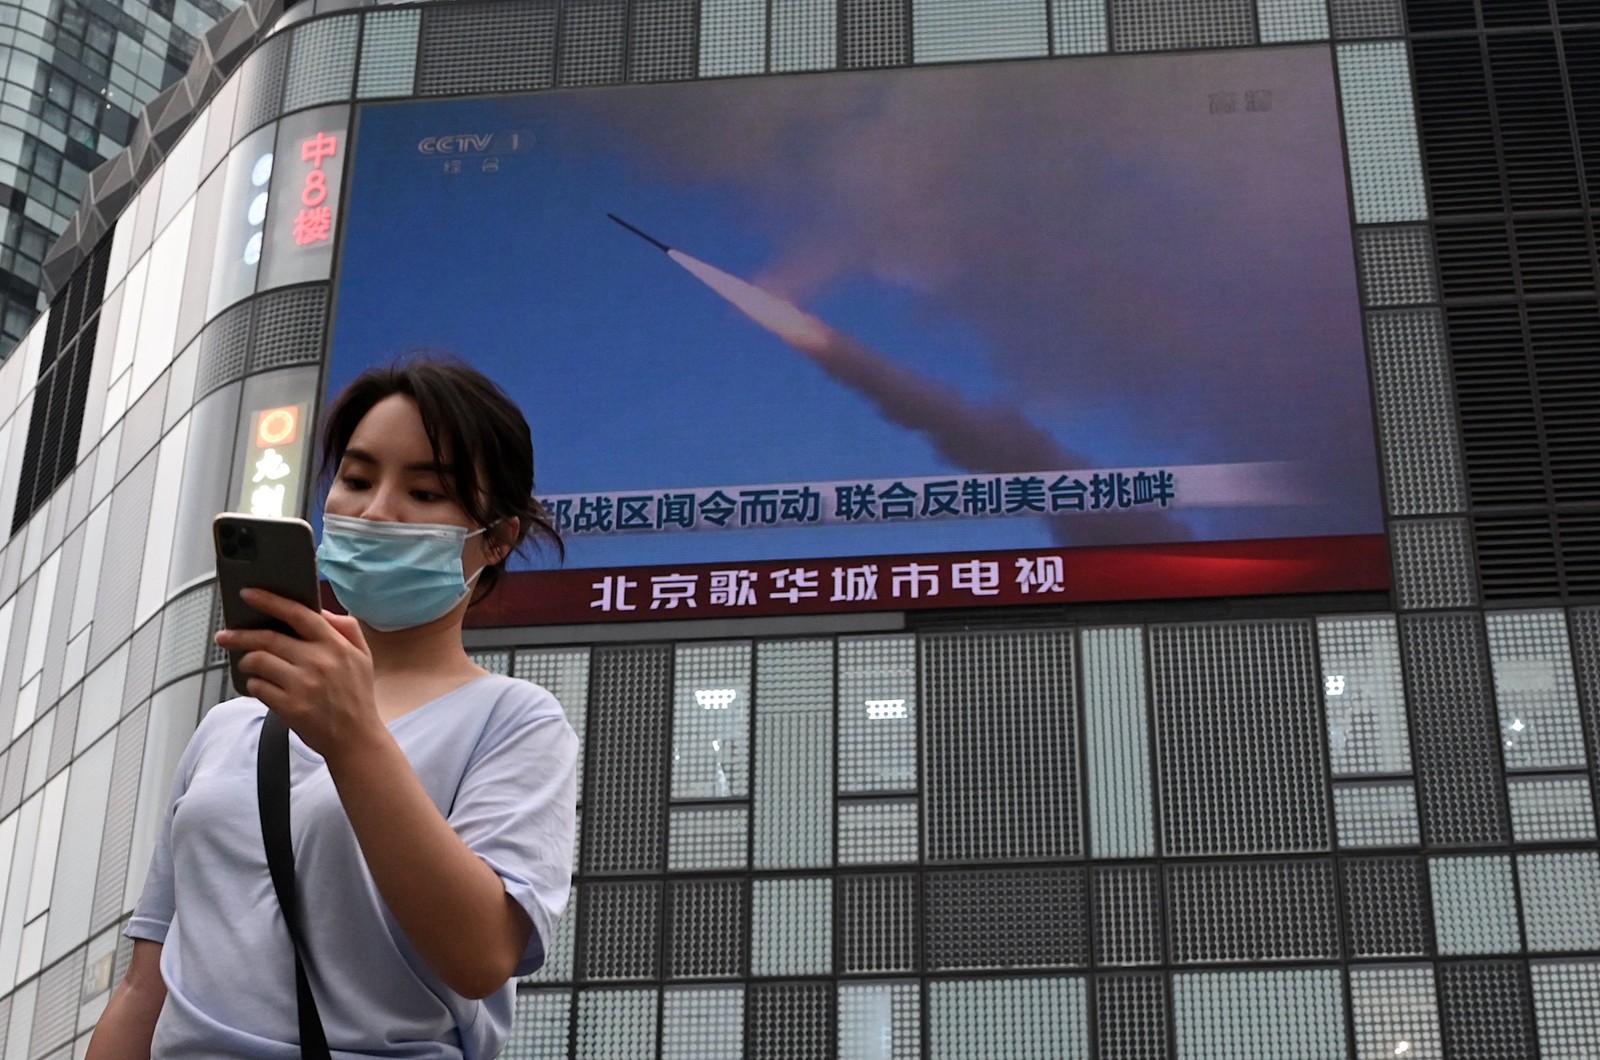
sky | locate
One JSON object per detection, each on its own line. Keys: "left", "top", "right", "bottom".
{"left": 328, "top": 46, "right": 1382, "bottom": 571}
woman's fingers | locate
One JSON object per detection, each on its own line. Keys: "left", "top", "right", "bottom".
{"left": 238, "top": 588, "right": 329, "bottom": 641}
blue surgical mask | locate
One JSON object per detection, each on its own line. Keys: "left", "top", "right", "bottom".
{"left": 316, "top": 513, "right": 488, "bottom": 631}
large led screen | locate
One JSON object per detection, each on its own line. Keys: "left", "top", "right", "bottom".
{"left": 328, "top": 45, "right": 1387, "bottom": 624}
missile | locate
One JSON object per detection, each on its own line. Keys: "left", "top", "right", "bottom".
{"left": 607, "top": 213, "right": 671, "bottom": 253}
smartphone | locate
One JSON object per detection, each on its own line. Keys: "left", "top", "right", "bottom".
{"left": 213, "top": 514, "right": 321, "bottom": 697}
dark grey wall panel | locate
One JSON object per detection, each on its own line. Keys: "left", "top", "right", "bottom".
{"left": 668, "top": 879, "right": 743, "bottom": 979}
{"left": 1402, "top": 612, "right": 1510, "bottom": 846}
{"left": 1151, "top": 622, "right": 1329, "bottom": 855}
{"left": 923, "top": 629, "right": 1079, "bottom": 863}
{"left": 1096, "top": 973, "right": 1166, "bottom": 1060}
{"left": 557, "top": 0, "right": 628, "bottom": 86}
{"left": 1093, "top": 866, "right": 1162, "bottom": 966}
{"left": 582, "top": 881, "right": 662, "bottom": 980}
{"left": 925, "top": 867, "right": 1088, "bottom": 970}
{"left": 841, "top": 0, "right": 908, "bottom": 68}
{"left": 1166, "top": 860, "right": 1341, "bottom": 963}
{"left": 1343, "top": 856, "right": 1431, "bottom": 957}
{"left": 418, "top": 1, "right": 557, "bottom": 96}
{"left": 840, "top": 872, "right": 918, "bottom": 974}
{"left": 748, "top": 981, "right": 833, "bottom": 1060}
{"left": 1438, "top": 960, "right": 1537, "bottom": 1058}
{"left": 629, "top": 0, "right": 698, "bottom": 81}
{"left": 583, "top": 644, "right": 670, "bottom": 874}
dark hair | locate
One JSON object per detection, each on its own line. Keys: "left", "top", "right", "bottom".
{"left": 319, "top": 354, "right": 562, "bottom": 603}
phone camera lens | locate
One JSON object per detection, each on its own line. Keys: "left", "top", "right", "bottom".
{"left": 219, "top": 524, "right": 236, "bottom": 539}
{"left": 237, "top": 529, "right": 255, "bottom": 547}
{"left": 220, "top": 540, "right": 238, "bottom": 558}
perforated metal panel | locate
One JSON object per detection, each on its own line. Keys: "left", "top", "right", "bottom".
{"left": 748, "top": 981, "right": 834, "bottom": 1060}
{"left": 838, "top": 798, "right": 917, "bottom": 864}
{"left": 582, "top": 882, "right": 661, "bottom": 980}
{"left": 1437, "top": 961, "right": 1536, "bottom": 1058}
{"left": 1531, "top": 960, "right": 1600, "bottom": 1056}
{"left": 1318, "top": 615, "right": 1411, "bottom": 775}
{"left": 698, "top": 0, "right": 766, "bottom": 77}
{"left": 1518, "top": 851, "right": 1600, "bottom": 952}
{"left": 1082, "top": 627, "right": 1153, "bottom": 858}
{"left": 671, "top": 641, "right": 749, "bottom": 801}
{"left": 522, "top": 888, "right": 575, "bottom": 983}
{"left": 668, "top": 879, "right": 743, "bottom": 978}
{"left": 1331, "top": 0, "right": 1403, "bottom": 37}
{"left": 771, "top": 0, "right": 836, "bottom": 71}
{"left": 925, "top": 867, "right": 1088, "bottom": 970}
{"left": 1350, "top": 965, "right": 1441, "bottom": 1059}
{"left": 751, "top": 877, "right": 830, "bottom": 976}
{"left": 912, "top": 0, "right": 1048, "bottom": 62}
{"left": 928, "top": 977, "right": 1088, "bottom": 1059}
{"left": 418, "top": 1, "right": 557, "bottom": 96}
{"left": 753, "top": 639, "right": 832, "bottom": 868}
{"left": 839, "top": 981, "right": 919, "bottom": 1059}
{"left": 1095, "top": 974, "right": 1164, "bottom": 1060}
{"left": 1257, "top": 0, "right": 1329, "bottom": 42}
{"left": 1152, "top": 622, "right": 1329, "bottom": 856}
{"left": 1510, "top": 776, "right": 1597, "bottom": 849}
{"left": 283, "top": 16, "right": 358, "bottom": 112}
{"left": 44, "top": 691, "right": 75, "bottom": 777}
{"left": 1093, "top": 866, "right": 1161, "bottom": 966}
{"left": 357, "top": 9, "right": 421, "bottom": 98}
{"left": 841, "top": 0, "right": 909, "bottom": 68}
{"left": 1392, "top": 517, "right": 1478, "bottom": 608}
{"left": 667, "top": 805, "right": 746, "bottom": 871}
{"left": 583, "top": 645, "right": 669, "bottom": 874}
{"left": 924, "top": 629, "right": 1077, "bottom": 862}
{"left": 195, "top": 302, "right": 253, "bottom": 400}
{"left": 1486, "top": 610, "right": 1587, "bottom": 770}
{"left": 840, "top": 872, "right": 917, "bottom": 973}
{"left": 235, "top": 34, "right": 290, "bottom": 136}
{"left": 1334, "top": 781, "right": 1421, "bottom": 847}
{"left": 122, "top": 616, "right": 161, "bottom": 716}
{"left": 1431, "top": 855, "right": 1521, "bottom": 955}
{"left": 249, "top": 286, "right": 329, "bottom": 372}
{"left": 1052, "top": 0, "right": 1109, "bottom": 53}
{"left": 662, "top": 986, "right": 742, "bottom": 1059}
{"left": 1402, "top": 612, "right": 1511, "bottom": 845}
{"left": 1357, "top": 226, "right": 1439, "bottom": 306}
{"left": 90, "top": 705, "right": 147, "bottom": 932}
{"left": 1344, "top": 856, "right": 1430, "bottom": 957}
{"left": 1337, "top": 43, "right": 1430, "bottom": 223}
{"left": 1174, "top": 969, "right": 1346, "bottom": 1059}
{"left": 1366, "top": 309, "right": 1467, "bottom": 518}
{"left": 575, "top": 987, "right": 657, "bottom": 1058}
{"left": 557, "top": 0, "right": 628, "bottom": 86}
{"left": 1167, "top": 860, "right": 1341, "bottom": 963}
{"left": 837, "top": 635, "right": 916, "bottom": 794}
{"left": 505, "top": 988, "right": 570, "bottom": 1058}
{"left": 1111, "top": 0, "right": 1254, "bottom": 51}
{"left": 629, "top": 0, "right": 697, "bottom": 82}
{"left": 153, "top": 582, "right": 215, "bottom": 689}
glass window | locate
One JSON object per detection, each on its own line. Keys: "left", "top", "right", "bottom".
{"left": 206, "top": 123, "right": 276, "bottom": 318}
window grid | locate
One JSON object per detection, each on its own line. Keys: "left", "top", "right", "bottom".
{"left": 667, "top": 805, "right": 748, "bottom": 871}
{"left": 671, "top": 641, "right": 750, "bottom": 801}
{"left": 1508, "top": 774, "right": 1596, "bottom": 842}
{"left": 838, "top": 798, "right": 917, "bottom": 865}
{"left": 1485, "top": 610, "right": 1588, "bottom": 772}
{"left": 1317, "top": 615, "right": 1413, "bottom": 776}
{"left": 839, "top": 980, "right": 919, "bottom": 1058}
{"left": 1334, "top": 781, "right": 1422, "bottom": 847}
{"left": 837, "top": 635, "right": 916, "bottom": 795}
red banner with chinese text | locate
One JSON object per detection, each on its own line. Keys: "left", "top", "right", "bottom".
{"left": 451, "top": 534, "right": 1389, "bottom": 628}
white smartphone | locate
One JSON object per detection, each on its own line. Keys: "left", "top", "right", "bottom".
{"left": 213, "top": 514, "right": 321, "bottom": 697}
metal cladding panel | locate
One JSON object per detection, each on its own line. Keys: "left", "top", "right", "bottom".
{"left": 629, "top": 0, "right": 698, "bottom": 82}
{"left": 1093, "top": 866, "right": 1162, "bottom": 966}
{"left": 575, "top": 987, "right": 657, "bottom": 1057}
{"left": 90, "top": 704, "right": 148, "bottom": 932}
{"left": 1366, "top": 309, "right": 1468, "bottom": 518}
{"left": 357, "top": 9, "right": 422, "bottom": 99}
{"left": 747, "top": 981, "right": 834, "bottom": 1060}
{"left": 87, "top": 457, "right": 157, "bottom": 671}
{"left": 753, "top": 640, "right": 832, "bottom": 869}
{"left": 841, "top": 0, "right": 909, "bottom": 68}
{"left": 234, "top": 33, "right": 291, "bottom": 137}
{"left": 925, "top": 867, "right": 1088, "bottom": 971}
{"left": 1350, "top": 965, "right": 1442, "bottom": 1059}
{"left": 582, "top": 881, "right": 662, "bottom": 980}
{"left": 283, "top": 16, "right": 358, "bottom": 113}
{"left": 1531, "top": 960, "right": 1600, "bottom": 1056}
{"left": 1112, "top": 0, "right": 1255, "bottom": 50}
{"left": 248, "top": 285, "right": 327, "bottom": 372}
{"left": 840, "top": 872, "right": 918, "bottom": 974}
{"left": 1402, "top": 613, "right": 1511, "bottom": 846}
{"left": 1438, "top": 961, "right": 1537, "bottom": 1058}
{"left": 1166, "top": 860, "right": 1342, "bottom": 963}
{"left": 582, "top": 645, "right": 670, "bottom": 874}
{"left": 1392, "top": 517, "right": 1478, "bottom": 609}
{"left": 417, "top": 1, "right": 557, "bottom": 95}
{"left": 667, "top": 879, "right": 743, "bottom": 978}
{"left": 26, "top": 947, "right": 82, "bottom": 1060}
{"left": 662, "top": 986, "right": 743, "bottom": 1059}
{"left": 1151, "top": 622, "right": 1329, "bottom": 856}
{"left": 1095, "top": 974, "right": 1165, "bottom": 1060}
{"left": 1343, "top": 856, "right": 1431, "bottom": 958}
{"left": 923, "top": 629, "right": 1079, "bottom": 862}
{"left": 556, "top": 0, "right": 627, "bottom": 87}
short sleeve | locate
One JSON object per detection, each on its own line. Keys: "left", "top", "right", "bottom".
{"left": 449, "top": 691, "right": 578, "bottom": 976}
{"left": 125, "top": 706, "right": 221, "bottom": 944}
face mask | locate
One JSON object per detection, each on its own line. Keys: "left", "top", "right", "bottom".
{"left": 316, "top": 513, "right": 489, "bottom": 632}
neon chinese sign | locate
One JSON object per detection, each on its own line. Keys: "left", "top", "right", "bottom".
{"left": 238, "top": 403, "right": 309, "bottom": 519}
{"left": 293, "top": 132, "right": 339, "bottom": 247}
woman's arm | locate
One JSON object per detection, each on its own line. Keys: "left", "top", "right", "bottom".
{"left": 85, "top": 940, "right": 165, "bottom": 1060}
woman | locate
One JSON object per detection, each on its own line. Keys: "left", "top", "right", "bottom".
{"left": 87, "top": 359, "right": 578, "bottom": 1059}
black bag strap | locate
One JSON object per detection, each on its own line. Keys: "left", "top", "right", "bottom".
{"left": 257, "top": 711, "right": 334, "bottom": 1060}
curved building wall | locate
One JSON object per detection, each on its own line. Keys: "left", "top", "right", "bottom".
{"left": 0, "top": 0, "right": 1594, "bottom": 1056}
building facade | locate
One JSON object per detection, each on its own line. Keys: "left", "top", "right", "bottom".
{"left": 0, "top": 0, "right": 1597, "bottom": 1056}
{"left": 0, "top": 0, "right": 245, "bottom": 358}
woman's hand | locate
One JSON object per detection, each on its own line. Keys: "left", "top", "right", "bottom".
{"left": 214, "top": 588, "right": 383, "bottom": 760}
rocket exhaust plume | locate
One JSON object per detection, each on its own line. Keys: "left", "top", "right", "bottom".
{"left": 610, "top": 216, "right": 1191, "bottom": 545}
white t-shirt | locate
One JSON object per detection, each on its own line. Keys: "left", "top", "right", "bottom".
{"left": 127, "top": 674, "right": 578, "bottom": 1059}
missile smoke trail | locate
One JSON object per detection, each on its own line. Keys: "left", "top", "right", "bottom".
{"left": 609, "top": 215, "right": 1191, "bottom": 545}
